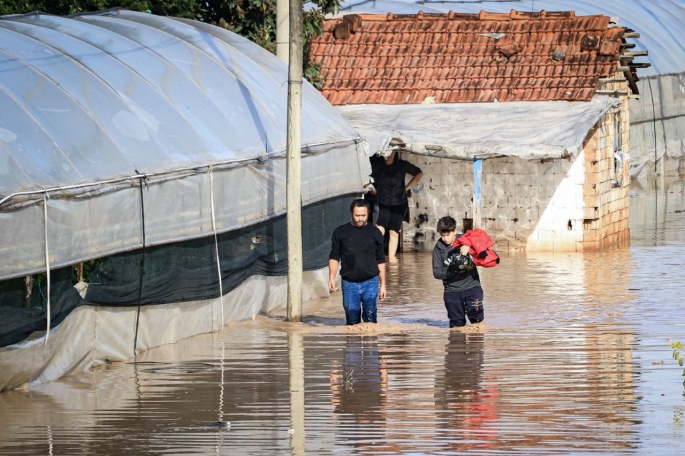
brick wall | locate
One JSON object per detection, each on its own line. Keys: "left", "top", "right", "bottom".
{"left": 580, "top": 100, "right": 631, "bottom": 250}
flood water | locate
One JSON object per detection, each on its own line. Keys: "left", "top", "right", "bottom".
{"left": 1, "top": 178, "right": 685, "bottom": 455}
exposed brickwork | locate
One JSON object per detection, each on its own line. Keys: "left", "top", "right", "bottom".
{"left": 580, "top": 87, "right": 631, "bottom": 251}
{"left": 311, "top": 11, "right": 626, "bottom": 105}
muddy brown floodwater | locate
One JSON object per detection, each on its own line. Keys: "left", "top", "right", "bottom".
{"left": 1, "top": 178, "right": 685, "bottom": 455}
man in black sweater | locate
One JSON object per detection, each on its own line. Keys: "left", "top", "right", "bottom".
{"left": 329, "top": 199, "right": 387, "bottom": 325}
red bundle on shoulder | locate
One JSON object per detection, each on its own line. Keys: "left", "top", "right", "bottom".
{"left": 451, "top": 228, "right": 500, "bottom": 268}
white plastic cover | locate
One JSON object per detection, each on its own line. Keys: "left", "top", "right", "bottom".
{"left": 338, "top": 96, "right": 621, "bottom": 160}
{"left": 0, "top": 268, "right": 331, "bottom": 391}
{"left": 337, "top": 0, "right": 685, "bottom": 76}
{"left": 630, "top": 74, "right": 685, "bottom": 177}
{"left": 0, "top": 10, "right": 367, "bottom": 280}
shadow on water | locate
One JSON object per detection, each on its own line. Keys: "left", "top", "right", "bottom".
{"left": 1, "top": 178, "right": 685, "bottom": 454}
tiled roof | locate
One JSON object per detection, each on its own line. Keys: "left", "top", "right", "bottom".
{"left": 310, "top": 10, "right": 628, "bottom": 105}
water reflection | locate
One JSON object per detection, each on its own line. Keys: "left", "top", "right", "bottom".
{"left": 331, "top": 335, "right": 387, "bottom": 412}
{"left": 1, "top": 179, "right": 685, "bottom": 454}
{"left": 434, "top": 332, "right": 497, "bottom": 452}
{"left": 289, "top": 332, "right": 305, "bottom": 456}
{"left": 330, "top": 334, "right": 387, "bottom": 453}
{"left": 630, "top": 178, "right": 685, "bottom": 246}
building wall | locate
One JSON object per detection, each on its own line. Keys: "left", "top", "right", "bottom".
{"left": 402, "top": 104, "right": 631, "bottom": 252}
{"left": 404, "top": 154, "right": 578, "bottom": 252}
{"left": 581, "top": 101, "right": 631, "bottom": 251}
{"left": 402, "top": 155, "right": 473, "bottom": 251}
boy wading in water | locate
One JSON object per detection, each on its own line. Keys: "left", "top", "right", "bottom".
{"left": 432, "top": 216, "right": 484, "bottom": 327}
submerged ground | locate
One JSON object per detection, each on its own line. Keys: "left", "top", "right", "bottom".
{"left": 1, "top": 178, "right": 684, "bottom": 455}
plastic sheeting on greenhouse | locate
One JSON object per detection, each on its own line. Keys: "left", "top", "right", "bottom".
{"left": 0, "top": 9, "right": 367, "bottom": 280}
{"left": 0, "top": 267, "right": 332, "bottom": 391}
{"left": 338, "top": 96, "right": 622, "bottom": 160}
{"left": 337, "top": 0, "right": 685, "bottom": 76}
{"left": 332, "top": 0, "right": 685, "bottom": 176}
{"left": 0, "top": 194, "right": 354, "bottom": 348}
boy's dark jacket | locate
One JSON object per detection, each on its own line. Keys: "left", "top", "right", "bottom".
{"left": 433, "top": 236, "right": 481, "bottom": 293}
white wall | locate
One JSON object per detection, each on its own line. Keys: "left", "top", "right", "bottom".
{"left": 403, "top": 154, "right": 584, "bottom": 252}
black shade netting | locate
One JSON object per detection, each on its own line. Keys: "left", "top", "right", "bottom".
{"left": 0, "top": 266, "right": 84, "bottom": 347}
{"left": 0, "top": 194, "right": 356, "bottom": 347}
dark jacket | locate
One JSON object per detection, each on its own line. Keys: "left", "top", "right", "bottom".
{"left": 433, "top": 235, "right": 481, "bottom": 293}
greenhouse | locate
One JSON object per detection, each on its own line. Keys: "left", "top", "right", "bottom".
{"left": 0, "top": 9, "right": 366, "bottom": 390}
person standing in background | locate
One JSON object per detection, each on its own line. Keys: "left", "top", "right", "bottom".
{"left": 371, "top": 150, "right": 423, "bottom": 261}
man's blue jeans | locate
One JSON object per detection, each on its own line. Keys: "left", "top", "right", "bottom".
{"left": 341, "top": 276, "right": 379, "bottom": 325}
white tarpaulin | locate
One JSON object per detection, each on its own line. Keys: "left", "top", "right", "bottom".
{"left": 0, "top": 269, "right": 331, "bottom": 391}
{"left": 0, "top": 10, "right": 367, "bottom": 280}
{"left": 338, "top": 96, "right": 622, "bottom": 160}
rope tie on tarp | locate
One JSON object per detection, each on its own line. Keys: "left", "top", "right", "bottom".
{"left": 133, "top": 173, "right": 148, "bottom": 357}
{"left": 42, "top": 188, "right": 51, "bottom": 346}
{"left": 209, "top": 165, "right": 224, "bottom": 326}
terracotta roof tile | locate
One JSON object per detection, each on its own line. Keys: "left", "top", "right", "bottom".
{"left": 311, "top": 10, "right": 627, "bottom": 104}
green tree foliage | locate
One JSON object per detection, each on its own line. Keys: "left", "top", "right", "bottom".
{"left": 302, "top": 0, "right": 339, "bottom": 88}
{"left": 0, "top": 1, "right": 201, "bottom": 17}
{"left": 0, "top": 1, "right": 143, "bottom": 16}
{"left": 201, "top": 0, "right": 340, "bottom": 88}
{"left": 207, "top": 0, "right": 277, "bottom": 52}
{"left": 0, "top": 0, "right": 339, "bottom": 87}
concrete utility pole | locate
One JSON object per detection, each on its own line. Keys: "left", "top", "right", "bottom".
{"left": 286, "top": 0, "right": 303, "bottom": 322}
{"left": 276, "top": 0, "right": 289, "bottom": 63}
